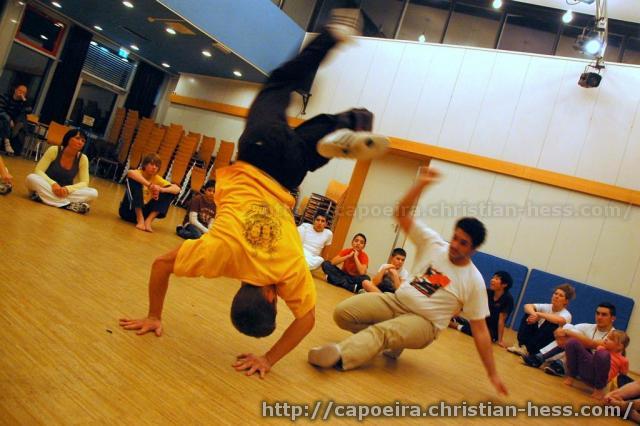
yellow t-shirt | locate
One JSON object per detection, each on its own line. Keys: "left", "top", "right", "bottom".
{"left": 130, "top": 170, "right": 171, "bottom": 204}
{"left": 174, "top": 161, "right": 316, "bottom": 319}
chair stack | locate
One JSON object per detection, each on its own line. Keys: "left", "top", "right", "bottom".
{"left": 157, "top": 123, "right": 183, "bottom": 177}
{"left": 301, "top": 193, "right": 338, "bottom": 229}
{"left": 197, "top": 135, "right": 217, "bottom": 169}
{"left": 126, "top": 117, "right": 155, "bottom": 170}
{"left": 211, "top": 140, "right": 235, "bottom": 172}
{"left": 169, "top": 133, "right": 199, "bottom": 185}
{"left": 116, "top": 110, "right": 139, "bottom": 165}
{"left": 142, "top": 125, "right": 166, "bottom": 158}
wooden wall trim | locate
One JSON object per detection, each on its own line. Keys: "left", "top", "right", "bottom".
{"left": 325, "top": 160, "right": 372, "bottom": 260}
{"left": 169, "top": 94, "right": 640, "bottom": 207}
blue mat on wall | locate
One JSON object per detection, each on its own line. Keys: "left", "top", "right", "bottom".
{"left": 511, "top": 269, "right": 635, "bottom": 331}
{"left": 471, "top": 251, "right": 529, "bottom": 327}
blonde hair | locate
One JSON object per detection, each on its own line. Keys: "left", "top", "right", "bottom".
{"left": 608, "top": 330, "right": 630, "bottom": 355}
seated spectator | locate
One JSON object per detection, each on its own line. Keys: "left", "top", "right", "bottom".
{"left": 0, "top": 155, "right": 12, "bottom": 194}
{"left": 450, "top": 270, "right": 514, "bottom": 347}
{"left": 360, "top": 248, "right": 408, "bottom": 293}
{"left": 298, "top": 212, "right": 333, "bottom": 270}
{"left": 605, "top": 381, "right": 640, "bottom": 423}
{"left": 119, "top": 153, "right": 180, "bottom": 232}
{"left": 507, "top": 283, "right": 574, "bottom": 356}
{"left": 25, "top": 129, "right": 98, "bottom": 213}
{"left": 0, "top": 84, "right": 30, "bottom": 156}
{"left": 522, "top": 302, "right": 617, "bottom": 377}
{"left": 176, "top": 179, "right": 216, "bottom": 239}
{"left": 321, "top": 233, "right": 370, "bottom": 293}
{"left": 564, "top": 330, "right": 630, "bottom": 400}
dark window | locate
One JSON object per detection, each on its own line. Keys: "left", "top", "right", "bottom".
{"left": 69, "top": 81, "right": 118, "bottom": 135}
{"left": 360, "top": 0, "right": 406, "bottom": 38}
{"left": 0, "top": 42, "right": 51, "bottom": 103}
{"left": 623, "top": 37, "right": 640, "bottom": 65}
{"left": 15, "top": 6, "right": 65, "bottom": 56}
{"left": 397, "top": 0, "right": 450, "bottom": 43}
{"left": 498, "top": 12, "right": 558, "bottom": 55}
{"left": 443, "top": 0, "right": 501, "bottom": 48}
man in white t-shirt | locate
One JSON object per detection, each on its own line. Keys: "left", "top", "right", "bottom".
{"left": 307, "top": 167, "right": 508, "bottom": 396}
{"left": 507, "top": 284, "right": 575, "bottom": 357}
{"left": 522, "top": 302, "right": 616, "bottom": 375}
{"left": 297, "top": 212, "right": 333, "bottom": 270}
{"left": 361, "top": 247, "right": 409, "bottom": 293}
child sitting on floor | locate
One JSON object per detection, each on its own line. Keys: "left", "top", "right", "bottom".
{"left": 176, "top": 179, "right": 216, "bottom": 239}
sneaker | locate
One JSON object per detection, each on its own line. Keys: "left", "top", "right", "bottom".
{"left": 357, "top": 288, "right": 367, "bottom": 294}
{"left": 3, "top": 139, "right": 14, "bottom": 156}
{"left": 506, "top": 344, "right": 528, "bottom": 356}
{"left": 30, "top": 192, "right": 42, "bottom": 202}
{"left": 522, "top": 353, "right": 544, "bottom": 368}
{"left": 544, "top": 360, "right": 565, "bottom": 377}
{"left": 0, "top": 182, "right": 12, "bottom": 195}
{"left": 326, "top": 8, "right": 362, "bottom": 42}
{"left": 65, "top": 202, "right": 90, "bottom": 214}
{"left": 382, "top": 348, "right": 403, "bottom": 359}
{"left": 308, "top": 343, "right": 341, "bottom": 368}
{"left": 317, "top": 129, "right": 389, "bottom": 160}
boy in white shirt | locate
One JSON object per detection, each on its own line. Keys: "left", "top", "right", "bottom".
{"left": 361, "top": 248, "right": 408, "bottom": 293}
{"left": 297, "top": 212, "right": 333, "bottom": 270}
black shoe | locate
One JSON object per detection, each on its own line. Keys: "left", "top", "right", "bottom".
{"left": 522, "top": 353, "right": 544, "bottom": 368}
{"left": 30, "top": 192, "right": 42, "bottom": 202}
{"left": 544, "top": 360, "right": 565, "bottom": 376}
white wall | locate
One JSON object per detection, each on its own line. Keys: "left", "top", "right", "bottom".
{"left": 158, "top": 37, "right": 640, "bottom": 368}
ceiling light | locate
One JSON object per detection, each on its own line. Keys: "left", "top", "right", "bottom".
{"left": 418, "top": 33, "right": 426, "bottom": 43}
{"left": 562, "top": 10, "right": 573, "bottom": 24}
{"left": 165, "top": 27, "right": 176, "bottom": 35}
{"left": 10, "top": 19, "right": 18, "bottom": 24}
{"left": 40, "top": 35, "right": 49, "bottom": 40}
{"left": 51, "top": 1, "right": 62, "bottom": 8}
{"left": 90, "top": 41, "right": 98, "bottom": 46}
{"left": 202, "top": 50, "right": 212, "bottom": 57}
{"left": 233, "top": 70, "right": 242, "bottom": 77}
{"left": 94, "top": 25, "right": 103, "bottom": 31}
{"left": 492, "top": 0, "right": 502, "bottom": 9}
{"left": 121, "top": 57, "right": 129, "bottom": 62}
{"left": 122, "top": 1, "right": 134, "bottom": 8}
{"left": 130, "top": 44, "right": 139, "bottom": 51}
{"left": 161, "top": 62, "right": 170, "bottom": 68}
{"left": 18, "top": 1, "right": 25, "bottom": 5}
{"left": 584, "top": 38, "right": 603, "bottom": 55}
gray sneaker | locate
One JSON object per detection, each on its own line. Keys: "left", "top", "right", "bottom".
{"left": 0, "top": 182, "right": 12, "bottom": 195}
{"left": 65, "top": 202, "right": 90, "bottom": 214}
{"left": 3, "top": 139, "right": 14, "bottom": 156}
{"left": 544, "top": 360, "right": 565, "bottom": 377}
{"left": 308, "top": 343, "right": 341, "bottom": 368}
{"left": 326, "top": 8, "right": 362, "bottom": 41}
{"left": 317, "top": 129, "right": 389, "bottom": 160}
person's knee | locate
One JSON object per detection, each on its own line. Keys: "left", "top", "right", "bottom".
{"left": 231, "top": 283, "right": 276, "bottom": 337}
{"left": 565, "top": 337, "right": 581, "bottom": 352}
{"left": 333, "top": 299, "right": 354, "bottom": 330}
{"left": 152, "top": 250, "right": 177, "bottom": 273}
{"left": 321, "top": 260, "right": 332, "bottom": 272}
{"left": 85, "top": 188, "right": 99, "bottom": 202}
{"left": 594, "top": 348, "right": 611, "bottom": 363}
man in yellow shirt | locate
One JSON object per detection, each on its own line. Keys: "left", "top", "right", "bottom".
{"left": 119, "top": 9, "right": 389, "bottom": 378}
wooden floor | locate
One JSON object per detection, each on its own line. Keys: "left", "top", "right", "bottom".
{"left": 0, "top": 157, "right": 632, "bottom": 425}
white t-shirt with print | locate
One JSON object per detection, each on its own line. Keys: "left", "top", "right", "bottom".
{"left": 377, "top": 264, "right": 409, "bottom": 286}
{"left": 297, "top": 222, "right": 333, "bottom": 256}
{"left": 395, "top": 221, "right": 489, "bottom": 330}
{"left": 539, "top": 322, "right": 613, "bottom": 354}
{"left": 533, "top": 303, "right": 572, "bottom": 327}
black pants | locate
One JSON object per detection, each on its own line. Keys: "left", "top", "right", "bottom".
{"left": 321, "top": 261, "right": 370, "bottom": 293}
{"left": 119, "top": 178, "right": 174, "bottom": 222}
{"left": 238, "top": 29, "right": 373, "bottom": 191}
{"left": 0, "top": 113, "right": 24, "bottom": 154}
{"left": 517, "top": 316, "right": 559, "bottom": 354}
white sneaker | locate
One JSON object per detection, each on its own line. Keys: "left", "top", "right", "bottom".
{"left": 326, "top": 8, "right": 362, "bottom": 41}
{"left": 317, "top": 129, "right": 389, "bottom": 160}
{"left": 65, "top": 202, "right": 90, "bottom": 214}
{"left": 4, "top": 139, "right": 14, "bottom": 156}
{"left": 507, "top": 344, "right": 528, "bottom": 356}
{"left": 308, "top": 343, "right": 341, "bottom": 368}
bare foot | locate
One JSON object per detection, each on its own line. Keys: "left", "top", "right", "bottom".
{"left": 591, "top": 388, "right": 605, "bottom": 400}
{"left": 135, "top": 223, "right": 146, "bottom": 232}
{"left": 563, "top": 378, "right": 574, "bottom": 387}
{"left": 144, "top": 222, "right": 154, "bottom": 233}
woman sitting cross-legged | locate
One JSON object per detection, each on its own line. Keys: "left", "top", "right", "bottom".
{"left": 25, "top": 128, "right": 98, "bottom": 213}
{"left": 119, "top": 153, "right": 180, "bottom": 232}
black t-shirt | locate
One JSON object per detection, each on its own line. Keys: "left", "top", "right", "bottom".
{"left": 485, "top": 289, "right": 514, "bottom": 341}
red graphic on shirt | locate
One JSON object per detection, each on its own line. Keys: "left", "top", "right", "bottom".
{"left": 410, "top": 265, "right": 451, "bottom": 297}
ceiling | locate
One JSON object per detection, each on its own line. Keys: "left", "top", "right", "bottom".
{"left": 520, "top": 0, "right": 640, "bottom": 24}
{"left": 31, "top": 0, "right": 268, "bottom": 82}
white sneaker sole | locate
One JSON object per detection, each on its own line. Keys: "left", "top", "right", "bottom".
{"left": 308, "top": 343, "right": 341, "bottom": 368}
{"left": 317, "top": 129, "right": 389, "bottom": 160}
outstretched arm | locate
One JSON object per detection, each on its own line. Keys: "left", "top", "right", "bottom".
{"left": 233, "top": 308, "right": 315, "bottom": 379}
{"left": 469, "top": 319, "right": 508, "bottom": 396}
{"left": 395, "top": 167, "right": 440, "bottom": 234}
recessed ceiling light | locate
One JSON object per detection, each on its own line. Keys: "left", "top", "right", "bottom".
{"left": 233, "top": 70, "right": 242, "bottom": 77}
{"left": 130, "top": 44, "right": 139, "bottom": 51}
{"left": 94, "top": 25, "right": 103, "bottom": 31}
{"left": 51, "top": 1, "right": 62, "bottom": 8}
{"left": 492, "top": 0, "right": 502, "bottom": 9}
{"left": 562, "top": 10, "right": 573, "bottom": 24}
{"left": 201, "top": 50, "right": 212, "bottom": 57}
{"left": 10, "top": 19, "right": 18, "bottom": 24}
{"left": 122, "top": 1, "right": 134, "bottom": 8}
{"left": 165, "top": 27, "right": 176, "bottom": 35}
{"left": 90, "top": 41, "right": 98, "bottom": 46}
{"left": 161, "top": 62, "right": 170, "bottom": 68}
{"left": 40, "top": 35, "right": 49, "bottom": 40}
